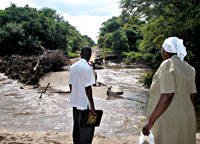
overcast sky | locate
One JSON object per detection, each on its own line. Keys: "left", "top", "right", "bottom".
{"left": 0, "top": 0, "right": 121, "bottom": 43}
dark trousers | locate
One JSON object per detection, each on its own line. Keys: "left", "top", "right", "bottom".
{"left": 73, "top": 107, "right": 95, "bottom": 144}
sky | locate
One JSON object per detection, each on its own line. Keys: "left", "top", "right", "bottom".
{"left": 0, "top": 0, "right": 121, "bottom": 43}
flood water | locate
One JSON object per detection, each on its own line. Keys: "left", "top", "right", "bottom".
{"left": 0, "top": 65, "right": 151, "bottom": 136}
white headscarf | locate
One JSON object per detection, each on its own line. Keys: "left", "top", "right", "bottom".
{"left": 162, "top": 37, "right": 187, "bottom": 61}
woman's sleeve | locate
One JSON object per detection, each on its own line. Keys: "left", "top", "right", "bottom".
{"left": 190, "top": 68, "right": 197, "bottom": 93}
{"left": 158, "top": 60, "right": 175, "bottom": 94}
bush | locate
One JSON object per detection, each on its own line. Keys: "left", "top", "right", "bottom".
{"left": 99, "top": 49, "right": 113, "bottom": 58}
{"left": 67, "top": 52, "right": 79, "bottom": 59}
{"left": 123, "top": 51, "right": 142, "bottom": 64}
{"left": 111, "top": 29, "right": 130, "bottom": 54}
{"left": 142, "top": 53, "right": 153, "bottom": 62}
{"left": 141, "top": 72, "right": 155, "bottom": 88}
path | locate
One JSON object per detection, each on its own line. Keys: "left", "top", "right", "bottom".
{"left": 90, "top": 46, "right": 102, "bottom": 63}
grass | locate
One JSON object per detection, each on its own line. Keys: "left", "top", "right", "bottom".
{"left": 67, "top": 52, "right": 79, "bottom": 59}
{"left": 122, "top": 51, "right": 142, "bottom": 64}
{"left": 99, "top": 48, "right": 113, "bottom": 59}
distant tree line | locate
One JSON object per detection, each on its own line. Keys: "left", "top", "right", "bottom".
{"left": 0, "top": 3, "right": 95, "bottom": 56}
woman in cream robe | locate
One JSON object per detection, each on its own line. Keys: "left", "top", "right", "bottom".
{"left": 142, "top": 37, "right": 197, "bottom": 144}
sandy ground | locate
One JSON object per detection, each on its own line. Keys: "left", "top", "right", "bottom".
{"left": 0, "top": 128, "right": 138, "bottom": 144}
{"left": 0, "top": 128, "right": 199, "bottom": 144}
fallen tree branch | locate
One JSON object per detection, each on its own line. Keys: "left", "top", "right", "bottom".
{"left": 39, "top": 82, "right": 50, "bottom": 99}
{"left": 34, "top": 46, "right": 47, "bottom": 71}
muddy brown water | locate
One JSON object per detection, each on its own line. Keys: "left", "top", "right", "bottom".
{"left": 1, "top": 64, "right": 198, "bottom": 136}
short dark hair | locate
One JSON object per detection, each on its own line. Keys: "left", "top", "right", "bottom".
{"left": 81, "top": 46, "right": 91, "bottom": 60}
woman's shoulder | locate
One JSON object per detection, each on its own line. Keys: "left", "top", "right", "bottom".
{"left": 161, "top": 58, "right": 172, "bottom": 65}
{"left": 184, "top": 61, "right": 196, "bottom": 73}
{"left": 159, "top": 58, "right": 173, "bottom": 70}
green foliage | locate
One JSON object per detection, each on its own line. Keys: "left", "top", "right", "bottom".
{"left": 103, "top": 33, "right": 113, "bottom": 48}
{"left": 141, "top": 72, "right": 154, "bottom": 88}
{"left": 123, "top": 24, "right": 143, "bottom": 51}
{"left": 0, "top": 3, "right": 95, "bottom": 56}
{"left": 66, "top": 25, "right": 83, "bottom": 53}
{"left": 99, "top": 17, "right": 121, "bottom": 36}
{"left": 99, "top": 49, "right": 113, "bottom": 58}
{"left": 97, "top": 36, "right": 104, "bottom": 48}
{"left": 122, "top": 51, "right": 142, "bottom": 64}
{"left": 142, "top": 53, "right": 153, "bottom": 62}
{"left": 111, "top": 29, "right": 130, "bottom": 54}
{"left": 67, "top": 52, "right": 79, "bottom": 59}
{"left": 81, "top": 35, "right": 96, "bottom": 47}
{"left": 0, "top": 22, "right": 33, "bottom": 55}
{"left": 98, "top": 16, "right": 143, "bottom": 54}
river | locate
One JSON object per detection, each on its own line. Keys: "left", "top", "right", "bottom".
{"left": 0, "top": 65, "right": 151, "bottom": 136}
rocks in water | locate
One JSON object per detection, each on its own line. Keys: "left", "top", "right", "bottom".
{"left": 93, "top": 81, "right": 124, "bottom": 100}
{"left": 124, "top": 63, "right": 150, "bottom": 69}
{"left": 93, "top": 58, "right": 104, "bottom": 69}
{"left": 104, "top": 55, "right": 126, "bottom": 64}
{"left": 107, "top": 86, "right": 123, "bottom": 99}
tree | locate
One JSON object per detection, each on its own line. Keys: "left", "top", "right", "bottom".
{"left": 0, "top": 23, "right": 26, "bottom": 55}
{"left": 81, "top": 35, "right": 95, "bottom": 47}
{"left": 98, "top": 14, "right": 144, "bottom": 57}
{"left": 123, "top": 24, "right": 143, "bottom": 52}
{"left": 111, "top": 29, "right": 130, "bottom": 54}
{"left": 99, "top": 16, "right": 121, "bottom": 37}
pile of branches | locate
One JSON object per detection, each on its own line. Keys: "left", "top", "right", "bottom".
{"left": 0, "top": 49, "right": 69, "bottom": 85}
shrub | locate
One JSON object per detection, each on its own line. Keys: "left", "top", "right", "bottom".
{"left": 123, "top": 51, "right": 142, "bottom": 64}
{"left": 67, "top": 52, "right": 79, "bottom": 59}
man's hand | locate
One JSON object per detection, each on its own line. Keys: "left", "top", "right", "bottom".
{"left": 142, "top": 121, "right": 153, "bottom": 136}
{"left": 90, "top": 104, "right": 95, "bottom": 115}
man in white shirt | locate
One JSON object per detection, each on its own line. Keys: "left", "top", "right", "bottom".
{"left": 69, "top": 46, "right": 95, "bottom": 144}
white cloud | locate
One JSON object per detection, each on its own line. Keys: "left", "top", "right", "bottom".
{"left": 93, "top": 2, "right": 121, "bottom": 16}
{"left": 54, "top": 0, "right": 92, "bottom": 5}
{"left": 48, "top": 0, "right": 119, "bottom": 6}
{"left": 62, "top": 13, "right": 112, "bottom": 43}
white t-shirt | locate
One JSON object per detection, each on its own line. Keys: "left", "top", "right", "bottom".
{"left": 69, "top": 58, "right": 95, "bottom": 110}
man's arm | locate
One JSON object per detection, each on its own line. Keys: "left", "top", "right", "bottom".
{"left": 143, "top": 93, "right": 174, "bottom": 135}
{"left": 190, "top": 93, "right": 196, "bottom": 106}
{"left": 85, "top": 86, "right": 95, "bottom": 114}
